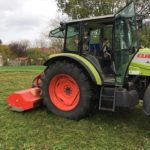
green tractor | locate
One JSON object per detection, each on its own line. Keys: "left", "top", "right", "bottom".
{"left": 7, "top": 2, "right": 150, "bottom": 120}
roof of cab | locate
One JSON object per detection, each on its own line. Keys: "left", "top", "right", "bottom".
{"left": 66, "top": 14, "right": 115, "bottom": 24}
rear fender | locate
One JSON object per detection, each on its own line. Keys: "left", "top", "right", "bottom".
{"left": 44, "top": 53, "right": 102, "bottom": 85}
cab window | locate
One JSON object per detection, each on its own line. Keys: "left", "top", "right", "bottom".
{"left": 66, "top": 24, "right": 79, "bottom": 52}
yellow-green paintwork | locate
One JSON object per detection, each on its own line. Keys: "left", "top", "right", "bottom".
{"left": 48, "top": 53, "right": 102, "bottom": 85}
{"left": 129, "top": 48, "right": 150, "bottom": 76}
{"left": 129, "top": 62, "right": 150, "bottom": 76}
{"left": 138, "top": 48, "right": 150, "bottom": 53}
{"left": 47, "top": 48, "right": 150, "bottom": 85}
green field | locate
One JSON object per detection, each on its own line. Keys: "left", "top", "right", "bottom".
{"left": 0, "top": 66, "right": 150, "bottom": 150}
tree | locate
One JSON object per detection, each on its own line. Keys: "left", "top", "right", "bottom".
{"left": 135, "top": 0, "right": 150, "bottom": 47}
{"left": 55, "top": 0, "right": 150, "bottom": 47}
{"left": 48, "top": 15, "right": 67, "bottom": 51}
{"left": 0, "top": 40, "right": 2, "bottom": 45}
{"left": 9, "top": 40, "right": 29, "bottom": 57}
{"left": 56, "top": 0, "right": 127, "bottom": 19}
{"left": 56, "top": 0, "right": 150, "bottom": 19}
{"left": 135, "top": 0, "right": 150, "bottom": 17}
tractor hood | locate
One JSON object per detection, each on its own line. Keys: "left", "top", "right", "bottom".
{"left": 129, "top": 48, "right": 150, "bottom": 76}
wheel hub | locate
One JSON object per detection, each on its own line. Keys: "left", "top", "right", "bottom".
{"left": 64, "top": 86, "right": 72, "bottom": 95}
{"left": 49, "top": 74, "right": 80, "bottom": 111}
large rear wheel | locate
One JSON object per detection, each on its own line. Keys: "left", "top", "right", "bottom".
{"left": 41, "top": 60, "right": 98, "bottom": 120}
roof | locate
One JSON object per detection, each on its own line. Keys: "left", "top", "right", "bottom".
{"left": 67, "top": 15, "right": 115, "bottom": 24}
{"left": 49, "top": 14, "right": 115, "bottom": 38}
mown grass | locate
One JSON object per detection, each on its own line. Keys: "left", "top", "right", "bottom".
{"left": 0, "top": 66, "right": 45, "bottom": 72}
{"left": 0, "top": 66, "right": 150, "bottom": 150}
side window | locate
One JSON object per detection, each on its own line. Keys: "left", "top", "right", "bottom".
{"left": 82, "top": 25, "right": 113, "bottom": 56}
{"left": 82, "top": 29, "right": 100, "bottom": 52}
{"left": 90, "top": 29, "right": 100, "bottom": 44}
{"left": 130, "top": 19, "right": 138, "bottom": 48}
{"left": 103, "top": 25, "right": 113, "bottom": 44}
{"left": 114, "top": 20, "right": 127, "bottom": 50}
{"left": 88, "top": 29, "right": 101, "bottom": 56}
{"left": 66, "top": 24, "right": 79, "bottom": 51}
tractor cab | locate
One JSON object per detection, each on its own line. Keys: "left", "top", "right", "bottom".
{"left": 50, "top": 2, "right": 138, "bottom": 86}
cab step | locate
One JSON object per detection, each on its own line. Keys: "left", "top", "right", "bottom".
{"left": 99, "top": 86, "right": 116, "bottom": 112}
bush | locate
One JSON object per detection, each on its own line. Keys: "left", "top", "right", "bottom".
{"left": 0, "top": 45, "right": 15, "bottom": 65}
{"left": 27, "top": 48, "right": 51, "bottom": 65}
{"left": 9, "top": 42, "right": 28, "bottom": 57}
{"left": 138, "top": 24, "right": 150, "bottom": 48}
{"left": 139, "top": 32, "right": 150, "bottom": 48}
{"left": 0, "top": 41, "right": 63, "bottom": 66}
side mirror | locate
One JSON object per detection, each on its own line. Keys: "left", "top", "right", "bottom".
{"left": 136, "top": 15, "right": 144, "bottom": 31}
{"left": 59, "top": 22, "right": 65, "bottom": 31}
{"left": 137, "top": 20, "right": 143, "bottom": 30}
{"left": 129, "top": 46, "right": 136, "bottom": 54}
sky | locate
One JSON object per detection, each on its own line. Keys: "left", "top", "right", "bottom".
{"left": 0, "top": 0, "right": 60, "bottom": 44}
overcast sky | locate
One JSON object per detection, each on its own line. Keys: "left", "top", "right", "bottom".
{"left": 0, "top": 0, "right": 60, "bottom": 44}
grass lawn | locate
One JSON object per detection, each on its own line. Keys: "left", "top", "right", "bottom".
{"left": 0, "top": 66, "right": 150, "bottom": 150}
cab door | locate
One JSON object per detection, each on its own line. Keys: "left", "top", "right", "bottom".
{"left": 114, "top": 2, "right": 138, "bottom": 85}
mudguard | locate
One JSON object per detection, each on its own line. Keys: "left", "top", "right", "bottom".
{"left": 44, "top": 53, "right": 102, "bottom": 85}
{"left": 143, "top": 84, "right": 150, "bottom": 116}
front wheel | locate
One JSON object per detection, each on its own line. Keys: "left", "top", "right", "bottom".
{"left": 41, "top": 60, "right": 98, "bottom": 120}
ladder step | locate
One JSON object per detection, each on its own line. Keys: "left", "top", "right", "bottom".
{"left": 102, "top": 97, "right": 114, "bottom": 102}
{"left": 99, "top": 86, "right": 116, "bottom": 112}
{"left": 101, "top": 95, "right": 114, "bottom": 98}
{"left": 100, "top": 107, "right": 115, "bottom": 112}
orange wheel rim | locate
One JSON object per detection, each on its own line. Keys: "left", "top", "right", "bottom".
{"left": 49, "top": 74, "right": 80, "bottom": 111}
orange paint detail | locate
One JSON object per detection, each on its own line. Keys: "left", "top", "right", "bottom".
{"left": 137, "top": 53, "right": 150, "bottom": 59}
{"left": 7, "top": 87, "right": 41, "bottom": 111}
{"left": 49, "top": 74, "right": 80, "bottom": 111}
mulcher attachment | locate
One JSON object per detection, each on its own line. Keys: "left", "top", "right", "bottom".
{"left": 7, "top": 73, "right": 43, "bottom": 112}
{"left": 7, "top": 87, "right": 42, "bottom": 112}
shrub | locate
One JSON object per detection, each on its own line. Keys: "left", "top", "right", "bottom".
{"left": 9, "top": 41, "right": 29, "bottom": 57}
{"left": 27, "top": 48, "right": 51, "bottom": 65}
{"left": 0, "top": 45, "right": 15, "bottom": 65}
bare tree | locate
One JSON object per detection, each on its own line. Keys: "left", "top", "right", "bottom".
{"left": 47, "top": 15, "right": 70, "bottom": 51}
{"left": 9, "top": 40, "right": 30, "bottom": 57}
{"left": 0, "top": 40, "right": 2, "bottom": 45}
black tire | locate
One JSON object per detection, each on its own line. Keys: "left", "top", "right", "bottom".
{"left": 41, "top": 60, "right": 99, "bottom": 120}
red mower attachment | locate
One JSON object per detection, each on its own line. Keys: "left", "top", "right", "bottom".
{"left": 7, "top": 73, "right": 43, "bottom": 112}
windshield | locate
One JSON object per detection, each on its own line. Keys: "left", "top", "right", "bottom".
{"left": 114, "top": 2, "right": 138, "bottom": 85}
{"left": 116, "top": 2, "right": 135, "bottom": 18}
